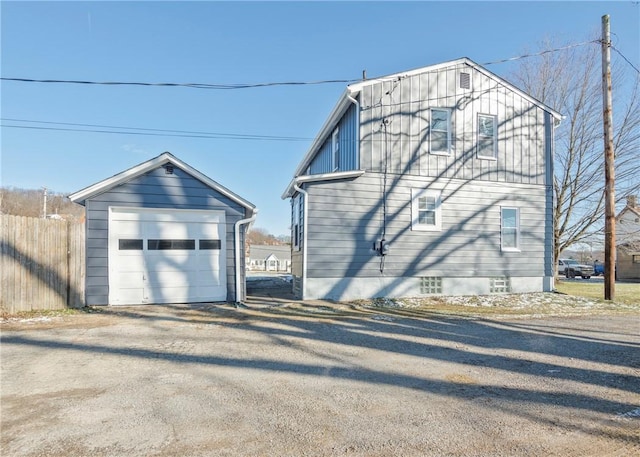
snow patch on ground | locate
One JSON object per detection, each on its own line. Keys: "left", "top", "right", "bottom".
{"left": 2, "top": 316, "right": 55, "bottom": 324}
{"left": 356, "top": 292, "right": 635, "bottom": 316}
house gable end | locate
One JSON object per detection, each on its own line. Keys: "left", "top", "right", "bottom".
{"left": 70, "top": 152, "right": 255, "bottom": 216}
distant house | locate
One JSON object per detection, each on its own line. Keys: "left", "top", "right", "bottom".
{"left": 70, "top": 152, "right": 257, "bottom": 305}
{"left": 616, "top": 195, "right": 640, "bottom": 281}
{"left": 248, "top": 244, "right": 291, "bottom": 272}
{"left": 282, "top": 58, "right": 562, "bottom": 300}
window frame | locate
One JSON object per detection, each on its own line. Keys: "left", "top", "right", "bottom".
{"left": 292, "top": 194, "right": 302, "bottom": 251}
{"left": 477, "top": 113, "right": 498, "bottom": 160}
{"left": 332, "top": 127, "right": 340, "bottom": 172}
{"left": 411, "top": 189, "right": 442, "bottom": 232}
{"left": 501, "top": 207, "right": 520, "bottom": 252}
{"left": 429, "top": 108, "right": 451, "bottom": 156}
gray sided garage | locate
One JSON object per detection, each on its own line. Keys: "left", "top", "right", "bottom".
{"left": 69, "top": 152, "right": 256, "bottom": 305}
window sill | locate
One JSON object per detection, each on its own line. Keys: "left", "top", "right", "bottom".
{"left": 429, "top": 151, "right": 451, "bottom": 157}
{"left": 412, "top": 225, "right": 442, "bottom": 232}
{"left": 477, "top": 155, "right": 498, "bottom": 161}
{"left": 501, "top": 248, "right": 521, "bottom": 253}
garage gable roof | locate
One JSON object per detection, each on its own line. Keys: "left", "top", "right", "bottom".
{"left": 69, "top": 152, "right": 256, "bottom": 216}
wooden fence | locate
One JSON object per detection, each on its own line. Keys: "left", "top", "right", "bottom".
{"left": 1, "top": 215, "right": 85, "bottom": 313}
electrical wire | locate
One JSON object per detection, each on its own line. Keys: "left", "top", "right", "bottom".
{"left": 0, "top": 77, "right": 359, "bottom": 90}
{"left": 0, "top": 118, "right": 311, "bottom": 141}
{"left": 1, "top": 124, "right": 311, "bottom": 142}
{"left": 481, "top": 40, "right": 600, "bottom": 66}
{"left": 611, "top": 45, "right": 640, "bottom": 74}
{"left": 0, "top": 40, "right": 607, "bottom": 91}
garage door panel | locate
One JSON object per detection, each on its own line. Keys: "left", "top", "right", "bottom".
{"left": 114, "top": 287, "right": 145, "bottom": 304}
{"left": 112, "top": 220, "right": 143, "bottom": 237}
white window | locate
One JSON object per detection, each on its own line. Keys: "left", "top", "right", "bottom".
{"left": 292, "top": 194, "right": 303, "bottom": 251}
{"left": 501, "top": 207, "right": 520, "bottom": 251}
{"left": 430, "top": 108, "right": 451, "bottom": 155}
{"left": 332, "top": 127, "right": 340, "bottom": 171}
{"left": 411, "top": 189, "right": 442, "bottom": 232}
{"left": 477, "top": 114, "right": 497, "bottom": 159}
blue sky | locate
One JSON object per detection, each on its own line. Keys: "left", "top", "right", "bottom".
{"left": 2, "top": 1, "right": 639, "bottom": 236}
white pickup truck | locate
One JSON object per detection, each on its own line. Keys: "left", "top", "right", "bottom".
{"left": 558, "top": 258, "right": 594, "bottom": 279}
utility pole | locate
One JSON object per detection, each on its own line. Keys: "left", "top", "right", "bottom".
{"left": 601, "top": 14, "right": 616, "bottom": 300}
{"left": 42, "top": 187, "right": 48, "bottom": 219}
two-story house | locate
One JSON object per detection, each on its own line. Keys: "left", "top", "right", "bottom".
{"left": 616, "top": 195, "right": 640, "bottom": 281}
{"left": 282, "top": 58, "right": 562, "bottom": 300}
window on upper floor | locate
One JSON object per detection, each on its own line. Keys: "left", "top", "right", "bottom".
{"left": 292, "top": 194, "right": 304, "bottom": 251}
{"left": 411, "top": 189, "right": 442, "bottom": 232}
{"left": 477, "top": 114, "right": 498, "bottom": 159}
{"left": 332, "top": 127, "right": 340, "bottom": 171}
{"left": 430, "top": 108, "right": 451, "bottom": 155}
{"left": 501, "top": 207, "right": 520, "bottom": 251}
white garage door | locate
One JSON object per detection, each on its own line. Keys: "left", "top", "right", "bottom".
{"left": 109, "top": 208, "right": 227, "bottom": 305}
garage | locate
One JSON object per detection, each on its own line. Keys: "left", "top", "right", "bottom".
{"left": 70, "top": 152, "right": 256, "bottom": 305}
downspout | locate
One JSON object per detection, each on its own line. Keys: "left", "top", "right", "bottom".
{"left": 234, "top": 211, "right": 257, "bottom": 304}
{"left": 346, "top": 93, "right": 360, "bottom": 169}
{"left": 293, "top": 182, "right": 308, "bottom": 300}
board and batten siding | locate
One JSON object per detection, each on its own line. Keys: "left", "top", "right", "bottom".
{"left": 84, "top": 166, "right": 247, "bottom": 304}
{"left": 358, "top": 62, "right": 551, "bottom": 185}
{"left": 302, "top": 173, "right": 552, "bottom": 284}
{"left": 308, "top": 103, "right": 359, "bottom": 174}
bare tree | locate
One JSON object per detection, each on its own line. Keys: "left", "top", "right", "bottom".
{"left": 247, "top": 227, "right": 285, "bottom": 246}
{"left": 511, "top": 38, "right": 640, "bottom": 262}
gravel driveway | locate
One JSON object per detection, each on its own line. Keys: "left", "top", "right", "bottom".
{"left": 1, "top": 300, "right": 639, "bottom": 456}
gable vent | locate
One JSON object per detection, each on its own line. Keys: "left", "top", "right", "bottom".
{"left": 460, "top": 72, "right": 471, "bottom": 89}
{"left": 164, "top": 164, "right": 174, "bottom": 175}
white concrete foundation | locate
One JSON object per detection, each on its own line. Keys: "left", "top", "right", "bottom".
{"left": 303, "top": 276, "right": 554, "bottom": 301}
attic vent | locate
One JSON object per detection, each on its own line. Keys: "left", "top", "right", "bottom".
{"left": 460, "top": 72, "right": 471, "bottom": 89}
{"left": 164, "top": 164, "right": 174, "bottom": 174}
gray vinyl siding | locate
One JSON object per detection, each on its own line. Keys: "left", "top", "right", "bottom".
{"left": 83, "top": 166, "right": 247, "bottom": 304}
{"left": 358, "top": 62, "right": 550, "bottom": 185}
{"left": 309, "top": 103, "right": 359, "bottom": 174}
{"left": 302, "top": 173, "right": 552, "bottom": 282}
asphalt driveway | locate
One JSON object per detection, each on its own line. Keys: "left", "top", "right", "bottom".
{"left": 1, "top": 301, "right": 639, "bottom": 456}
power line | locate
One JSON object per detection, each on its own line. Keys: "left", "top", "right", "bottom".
{"left": 0, "top": 124, "right": 312, "bottom": 142}
{"left": 481, "top": 40, "right": 600, "bottom": 66}
{"left": 611, "top": 45, "right": 640, "bottom": 74}
{"left": 0, "top": 40, "right": 606, "bottom": 91}
{"left": 0, "top": 118, "right": 312, "bottom": 141}
{"left": 0, "top": 77, "right": 359, "bottom": 90}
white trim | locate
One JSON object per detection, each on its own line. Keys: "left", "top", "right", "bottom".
{"left": 501, "top": 207, "right": 520, "bottom": 252}
{"left": 411, "top": 189, "right": 442, "bottom": 232}
{"left": 108, "top": 206, "right": 227, "bottom": 305}
{"left": 234, "top": 212, "right": 257, "bottom": 303}
{"left": 429, "top": 108, "right": 451, "bottom": 155}
{"left": 282, "top": 170, "right": 365, "bottom": 199}
{"left": 292, "top": 195, "right": 301, "bottom": 252}
{"left": 477, "top": 113, "right": 498, "bottom": 159}
{"left": 332, "top": 127, "right": 340, "bottom": 172}
{"left": 70, "top": 152, "right": 256, "bottom": 216}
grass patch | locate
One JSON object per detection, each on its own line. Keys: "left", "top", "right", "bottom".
{"left": 555, "top": 280, "right": 640, "bottom": 305}
{"left": 0, "top": 306, "right": 101, "bottom": 320}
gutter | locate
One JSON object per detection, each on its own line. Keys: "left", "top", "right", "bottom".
{"left": 234, "top": 210, "right": 258, "bottom": 304}
{"left": 281, "top": 170, "right": 365, "bottom": 199}
{"left": 293, "top": 182, "right": 308, "bottom": 300}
